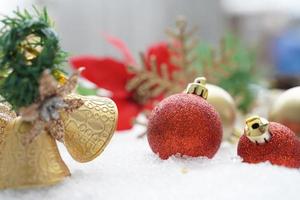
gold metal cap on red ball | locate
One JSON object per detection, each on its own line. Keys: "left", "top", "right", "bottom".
{"left": 185, "top": 77, "right": 208, "bottom": 99}
{"left": 244, "top": 116, "right": 271, "bottom": 144}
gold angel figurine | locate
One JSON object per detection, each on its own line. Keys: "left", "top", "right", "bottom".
{"left": 0, "top": 8, "right": 118, "bottom": 188}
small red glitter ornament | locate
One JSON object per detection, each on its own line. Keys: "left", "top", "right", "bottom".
{"left": 147, "top": 77, "right": 222, "bottom": 159}
{"left": 237, "top": 116, "right": 300, "bottom": 168}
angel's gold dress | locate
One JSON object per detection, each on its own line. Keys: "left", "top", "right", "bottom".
{"left": 0, "top": 94, "right": 117, "bottom": 189}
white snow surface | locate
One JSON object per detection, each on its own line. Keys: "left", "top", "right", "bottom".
{"left": 1, "top": 125, "right": 300, "bottom": 200}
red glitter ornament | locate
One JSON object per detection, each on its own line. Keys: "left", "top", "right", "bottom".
{"left": 237, "top": 116, "right": 300, "bottom": 168}
{"left": 147, "top": 77, "right": 222, "bottom": 159}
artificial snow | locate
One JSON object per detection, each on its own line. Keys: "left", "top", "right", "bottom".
{"left": 1, "top": 125, "right": 300, "bottom": 200}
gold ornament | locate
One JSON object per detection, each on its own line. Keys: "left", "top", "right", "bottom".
{"left": 0, "top": 117, "right": 70, "bottom": 188}
{"left": 0, "top": 103, "right": 16, "bottom": 146}
{"left": 269, "top": 86, "right": 300, "bottom": 136}
{"left": 61, "top": 94, "right": 117, "bottom": 163}
{"left": 206, "top": 84, "right": 236, "bottom": 140}
{"left": 0, "top": 8, "right": 118, "bottom": 189}
{"left": 0, "top": 94, "right": 117, "bottom": 189}
{"left": 0, "top": 69, "right": 117, "bottom": 189}
{"left": 20, "top": 34, "right": 43, "bottom": 61}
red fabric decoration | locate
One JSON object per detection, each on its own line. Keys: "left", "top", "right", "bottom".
{"left": 71, "top": 57, "right": 132, "bottom": 98}
{"left": 70, "top": 37, "right": 176, "bottom": 131}
{"left": 147, "top": 93, "right": 222, "bottom": 160}
{"left": 238, "top": 122, "right": 300, "bottom": 168}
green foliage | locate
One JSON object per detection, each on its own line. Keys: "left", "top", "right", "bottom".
{"left": 0, "top": 7, "right": 67, "bottom": 110}
{"left": 197, "top": 34, "right": 258, "bottom": 113}
{"left": 76, "top": 85, "right": 98, "bottom": 96}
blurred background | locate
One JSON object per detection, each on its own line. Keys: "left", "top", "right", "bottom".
{"left": 1, "top": 0, "right": 300, "bottom": 88}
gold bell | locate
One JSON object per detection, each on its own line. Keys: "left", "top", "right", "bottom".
{"left": 0, "top": 103, "right": 17, "bottom": 146}
{"left": 61, "top": 94, "right": 118, "bottom": 163}
{"left": 0, "top": 94, "right": 118, "bottom": 189}
{"left": 0, "top": 117, "right": 70, "bottom": 188}
{"left": 269, "top": 86, "right": 300, "bottom": 136}
{"left": 206, "top": 84, "right": 236, "bottom": 141}
{"left": 244, "top": 116, "right": 270, "bottom": 144}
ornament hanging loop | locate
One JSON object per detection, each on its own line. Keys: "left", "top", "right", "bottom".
{"left": 185, "top": 77, "right": 208, "bottom": 99}
{"left": 245, "top": 116, "right": 271, "bottom": 144}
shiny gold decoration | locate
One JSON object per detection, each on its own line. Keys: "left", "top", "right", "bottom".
{"left": 0, "top": 8, "right": 118, "bottom": 189}
{"left": 0, "top": 117, "right": 70, "bottom": 189}
{"left": 0, "top": 103, "right": 16, "bottom": 118}
{"left": 20, "top": 34, "right": 43, "bottom": 61}
{"left": 206, "top": 84, "right": 236, "bottom": 140}
{"left": 185, "top": 77, "right": 208, "bottom": 99}
{"left": 244, "top": 116, "right": 270, "bottom": 144}
{"left": 0, "top": 94, "right": 118, "bottom": 189}
{"left": 61, "top": 94, "right": 118, "bottom": 163}
{"left": 52, "top": 69, "right": 68, "bottom": 85}
{"left": 269, "top": 86, "right": 300, "bottom": 135}
{"left": 0, "top": 103, "right": 16, "bottom": 146}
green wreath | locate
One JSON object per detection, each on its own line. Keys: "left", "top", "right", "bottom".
{"left": 0, "top": 8, "right": 67, "bottom": 110}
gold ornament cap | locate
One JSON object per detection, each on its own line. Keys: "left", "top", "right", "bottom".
{"left": 185, "top": 77, "right": 208, "bottom": 99}
{"left": 244, "top": 116, "right": 271, "bottom": 144}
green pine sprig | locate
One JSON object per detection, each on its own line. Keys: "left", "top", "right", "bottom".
{"left": 197, "top": 34, "right": 258, "bottom": 113}
{"left": 0, "top": 7, "right": 67, "bottom": 111}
